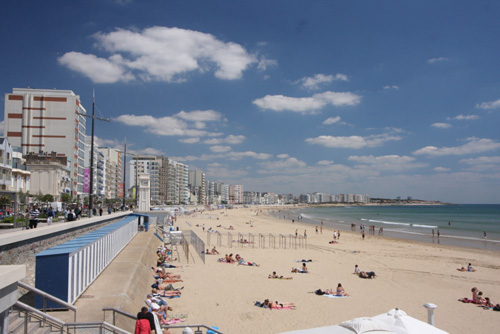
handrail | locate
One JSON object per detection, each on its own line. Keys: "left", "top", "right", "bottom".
{"left": 14, "top": 301, "right": 66, "bottom": 332}
{"left": 18, "top": 280, "right": 77, "bottom": 322}
{"left": 64, "top": 321, "right": 131, "bottom": 334}
{"left": 103, "top": 307, "right": 224, "bottom": 333}
{"left": 165, "top": 324, "right": 224, "bottom": 333}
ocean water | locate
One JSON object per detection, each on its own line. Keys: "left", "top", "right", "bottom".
{"left": 273, "top": 205, "right": 500, "bottom": 251}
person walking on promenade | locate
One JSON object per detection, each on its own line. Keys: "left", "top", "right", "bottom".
{"left": 99, "top": 207, "right": 103, "bottom": 216}
{"left": 28, "top": 206, "right": 40, "bottom": 229}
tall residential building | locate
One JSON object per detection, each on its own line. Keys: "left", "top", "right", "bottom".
{"left": 188, "top": 170, "right": 206, "bottom": 205}
{"left": 100, "top": 147, "right": 122, "bottom": 199}
{"left": 4, "top": 88, "right": 87, "bottom": 198}
{"left": 84, "top": 138, "right": 107, "bottom": 200}
{"left": 0, "top": 138, "right": 14, "bottom": 191}
{"left": 228, "top": 184, "right": 243, "bottom": 204}
{"left": 133, "top": 156, "right": 160, "bottom": 203}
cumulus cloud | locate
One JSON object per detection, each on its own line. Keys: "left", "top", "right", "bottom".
{"left": 459, "top": 156, "right": 500, "bottom": 171}
{"left": 59, "top": 26, "right": 257, "bottom": 83}
{"left": 447, "top": 114, "right": 479, "bottom": 121}
{"left": 475, "top": 98, "right": 500, "bottom": 110}
{"left": 323, "top": 116, "right": 341, "bottom": 125}
{"left": 297, "top": 73, "right": 348, "bottom": 90}
{"left": 204, "top": 135, "right": 246, "bottom": 145}
{"left": 434, "top": 167, "right": 451, "bottom": 172}
{"left": 179, "top": 138, "right": 200, "bottom": 144}
{"left": 210, "top": 145, "right": 232, "bottom": 153}
{"left": 413, "top": 138, "right": 500, "bottom": 156}
{"left": 112, "top": 109, "right": 235, "bottom": 140}
{"left": 58, "top": 52, "right": 134, "bottom": 83}
{"left": 383, "top": 85, "right": 399, "bottom": 90}
{"left": 427, "top": 57, "right": 449, "bottom": 64}
{"left": 257, "top": 57, "right": 278, "bottom": 71}
{"left": 348, "top": 155, "right": 428, "bottom": 171}
{"left": 253, "top": 91, "right": 361, "bottom": 114}
{"left": 317, "top": 160, "right": 334, "bottom": 165}
{"left": 431, "top": 122, "right": 452, "bottom": 128}
{"left": 305, "top": 133, "right": 402, "bottom": 149}
{"left": 259, "top": 156, "right": 307, "bottom": 170}
{"left": 174, "top": 150, "right": 271, "bottom": 162}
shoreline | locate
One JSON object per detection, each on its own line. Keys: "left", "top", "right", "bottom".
{"left": 269, "top": 205, "right": 500, "bottom": 252}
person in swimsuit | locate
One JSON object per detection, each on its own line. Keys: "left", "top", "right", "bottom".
{"left": 336, "top": 283, "right": 349, "bottom": 296}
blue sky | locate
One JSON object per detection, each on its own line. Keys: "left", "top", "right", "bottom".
{"left": 1, "top": 0, "right": 500, "bottom": 203}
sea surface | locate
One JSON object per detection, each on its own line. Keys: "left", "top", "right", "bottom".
{"left": 271, "top": 204, "right": 500, "bottom": 251}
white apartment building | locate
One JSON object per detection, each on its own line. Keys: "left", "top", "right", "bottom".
{"left": 101, "top": 147, "right": 122, "bottom": 199}
{"left": 133, "top": 156, "right": 160, "bottom": 203}
{"left": 4, "top": 88, "right": 87, "bottom": 198}
{"left": 11, "top": 150, "right": 30, "bottom": 194}
{"left": 25, "top": 152, "right": 71, "bottom": 201}
{"left": 0, "top": 138, "right": 13, "bottom": 191}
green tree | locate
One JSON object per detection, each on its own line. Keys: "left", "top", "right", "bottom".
{"left": 61, "top": 193, "right": 72, "bottom": 204}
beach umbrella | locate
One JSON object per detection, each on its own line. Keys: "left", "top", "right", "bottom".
{"left": 372, "top": 308, "right": 449, "bottom": 334}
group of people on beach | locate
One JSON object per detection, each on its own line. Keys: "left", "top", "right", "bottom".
{"left": 459, "top": 287, "right": 499, "bottom": 311}
{"left": 136, "top": 244, "right": 186, "bottom": 334}
{"left": 217, "top": 253, "right": 260, "bottom": 266}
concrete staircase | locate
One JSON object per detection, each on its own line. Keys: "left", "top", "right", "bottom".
{"left": 8, "top": 309, "right": 57, "bottom": 334}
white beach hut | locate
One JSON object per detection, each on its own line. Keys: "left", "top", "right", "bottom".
{"left": 280, "top": 308, "right": 449, "bottom": 334}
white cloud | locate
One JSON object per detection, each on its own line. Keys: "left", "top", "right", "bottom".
{"left": 179, "top": 138, "right": 200, "bottom": 144}
{"left": 210, "top": 145, "right": 232, "bottom": 153}
{"left": 475, "top": 98, "right": 500, "bottom": 110}
{"left": 434, "top": 167, "right": 451, "bottom": 172}
{"left": 305, "top": 133, "right": 402, "bottom": 149}
{"left": 431, "top": 122, "right": 452, "bottom": 128}
{"left": 59, "top": 26, "right": 257, "bottom": 83}
{"left": 175, "top": 110, "right": 222, "bottom": 122}
{"left": 257, "top": 57, "right": 278, "bottom": 71}
{"left": 323, "top": 116, "right": 341, "bottom": 125}
{"left": 113, "top": 110, "right": 231, "bottom": 139}
{"left": 348, "top": 155, "right": 427, "bottom": 171}
{"left": 459, "top": 156, "right": 500, "bottom": 171}
{"left": 58, "top": 52, "right": 134, "bottom": 83}
{"left": 427, "top": 57, "right": 449, "bottom": 64}
{"left": 317, "top": 160, "right": 334, "bottom": 165}
{"left": 173, "top": 150, "right": 272, "bottom": 162}
{"left": 204, "top": 135, "right": 246, "bottom": 145}
{"left": 383, "top": 85, "right": 399, "bottom": 90}
{"left": 253, "top": 91, "right": 361, "bottom": 114}
{"left": 141, "top": 147, "right": 165, "bottom": 155}
{"left": 413, "top": 138, "right": 500, "bottom": 156}
{"left": 259, "top": 157, "right": 307, "bottom": 170}
{"left": 447, "top": 114, "right": 479, "bottom": 121}
{"left": 298, "top": 73, "right": 348, "bottom": 90}
{"left": 276, "top": 154, "right": 289, "bottom": 159}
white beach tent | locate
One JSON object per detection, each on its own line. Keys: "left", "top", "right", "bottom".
{"left": 280, "top": 308, "right": 449, "bottom": 334}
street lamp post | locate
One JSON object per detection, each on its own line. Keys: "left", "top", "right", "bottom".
{"left": 77, "top": 91, "right": 110, "bottom": 218}
{"left": 119, "top": 143, "right": 138, "bottom": 211}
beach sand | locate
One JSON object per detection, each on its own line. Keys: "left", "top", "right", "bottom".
{"left": 162, "top": 206, "right": 499, "bottom": 333}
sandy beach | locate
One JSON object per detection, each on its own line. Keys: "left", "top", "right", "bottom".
{"left": 160, "top": 206, "right": 499, "bottom": 333}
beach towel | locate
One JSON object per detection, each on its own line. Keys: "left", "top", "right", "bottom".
{"left": 163, "top": 295, "right": 181, "bottom": 299}
{"left": 207, "top": 326, "right": 219, "bottom": 334}
{"left": 161, "top": 318, "right": 186, "bottom": 325}
{"left": 269, "top": 277, "right": 292, "bottom": 280}
{"left": 325, "top": 294, "right": 350, "bottom": 298}
{"left": 458, "top": 298, "right": 475, "bottom": 303}
{"left": 270, "top": 305, "right": 295, "bottom": 309}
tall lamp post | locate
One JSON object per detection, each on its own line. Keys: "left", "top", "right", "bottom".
{"left": 120, "top": 142, "right": 138, "bottom": 210}
{"left": 77, "top": 91, "right": 110, "bottom": 217}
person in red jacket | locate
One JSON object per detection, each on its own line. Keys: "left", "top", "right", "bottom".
{"left": 136, "top": 307, "right": 153, "bottom": 333}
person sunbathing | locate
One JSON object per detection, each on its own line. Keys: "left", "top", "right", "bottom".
{"left": 467, "top": 263, "right": 476, "bottom": 272}
{"left": 211, "top": 246, "right": 220, "bottom": 255}
{"left": 204, "top": 249, "right": 212, "bottom": 255}
{"left": 457, "top": 267, "right": 467, "bottom": 272}
{"left": 359, "top": 271, "right": 377, "bottom": 279}
{"left": 256, "top": 299, "right": 295, "bottom": 309}
{"left": 291, "top": 266, "right": 308, "bottom": 273}
{"left": 236, "top": 254, "right": 259, "bottom": 266}
{"left": 151, "top": 288, "right": 182, "bottom": 296}
{"left": 268, "top": 271, "right": 292, "bottom": 279}
{"left": 335, "top": 283, "right": 349, "bottom": 296}
{"left": 226, "top": 253, "right": 236, "bottom": 263}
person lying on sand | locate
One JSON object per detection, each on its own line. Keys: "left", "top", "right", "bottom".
{"left": 268, "top": 271, "right": 293, "bottom": 279}
{"left": 255, "top": 299, "right": 295, "bottom": 309}
{"left": 291, "top": 265, "right": 308, "bottom": 274}
{"left": 235, "top": 254, "right": 260, "bottom": 266}
{"left": 204, "top": 249, "right": 212, "bottom": 255}
{"left": 358, "top": 271, "right": 377, "bottom": 279}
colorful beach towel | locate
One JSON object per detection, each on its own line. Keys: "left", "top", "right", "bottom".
{"left": 324, "top": 294, "right": 350, "bottom": 298}
{"left": 161, "top": 318, "right": 186, "bottom": 325}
